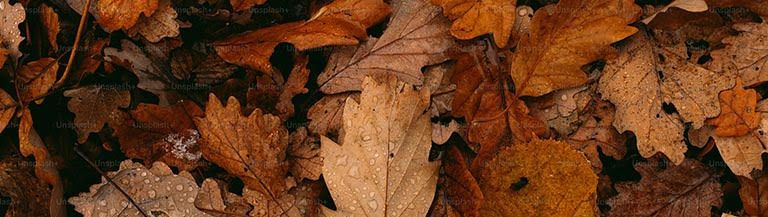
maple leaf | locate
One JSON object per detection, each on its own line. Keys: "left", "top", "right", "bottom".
{"left": 64, "top": 85, "right": 131, "bottom": 144}
{"left": 709, "top": 22, "right": 768, "bottom": 87}
{"left": 430, "top": 0, "right": 516, "bottom": 47}
{"left": 17, "top": 58, "right": 59, "bottom": 104}
{"left": 126, "top": 0, "right": 181, "bottom": 43}
{"left": 109, "top": 101, "right": 205, "bottom": 171}
{"left": 194, "top": 94, "right": 292, "bottom": 202}
{"left": 66, "top": 0, "right": 160, "bottom": 32}
{"left": 214, "top": 0, "right": 391, "bottom": 74}
{"left": 0, "top": 0, "right": 25, "bottom": 60}
{"left": 511, "top": 0, "right": 641, "bottom": 97}
{"left": 69, "top": 160, "right": 210, "bottom": 217}
{"left": 599, "top": 33, "right": 734, "bottom": 165}
{"left": 607, "top": 159, "right": 722, "bottom": 217}
{"left": 477, "top": 139, "right": 598, "bottom": 216}
{"left": 738, "top": 173, "right": 768, "bottom": 217}
{"left": 321, "top": 75, "right": 439, "bottom": 216}
{"left": 317, "top": 0, "right": 454, "bottom": 94}
{"left": 40, "top": 4, "right": 60, "bottom": 51}
{"left": 707, "top": 79, "right": 760, "bottom": 137}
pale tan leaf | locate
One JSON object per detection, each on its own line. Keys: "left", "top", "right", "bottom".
{"left": 0, "top": 0, "right": 25, "bottom": 59}
{"left": 709, "top": 22, "right": 768, "bottom": 87}
{"left": 321, "top": 75, "right": 439, "bottom": 216}
{"left": 127, "top": 0, "right": 180, "bottom": 43}
{"left": 288, "top": 127, "right": 322, "bottom": 181}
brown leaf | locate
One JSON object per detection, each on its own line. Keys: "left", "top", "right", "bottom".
{"left": 17, "top": 58, "right": 59, "bottom": 104}
{"left": 0, "top": 48, "right": 7, "bottom": 69}
{"left": 104, "top": 40, "right": 182, "bottom": 105}
{"left": 71, "top": 37, "right": 109, "bottom": 82}
{"left": 528, "top": 85, "right": 591, "bottom": 136}
{"left": 68, "top": 160, "right": 210, "bottom": 217}
{"left": 243, "top": 181, "right": 320, "bottom": 216}
{"left": 706, "top": 0, "right": 768, "bottom": 17}
{"left": 64, "top": 85, "right": 131, "bottom": 143}
{"left": 599, "top": 33, "right": 734, "bottom": 165}
{"left": 320, "top": 75, "right": 439, "bottom": 216}
{"left": 708, "top": 79, "right": 760, "bottom": 137}
{"left": 0, "top": 157, "right": 52, "bottom": 217}
{"left": 430, "top": 0, "right": 515, "bottom": 47}
{"left": 0, "top": 89, "right": 16, "bottom": 134}
{"left": 40, "top": 4, "right": 60, "bottom": 50}
{"left": 478, "top": 139, "right": 598, "bottom": 216}
{"left": 317, "top": 0, "right": 454, "bottom": 94}
{"left": 607, "top": 159, "right": 722, "bottom": 217}
{"left": 214, "top": 0, "right": 390, "bottom": 74}
{"left": 709, "top": 99, "right": 768, "bottom": 178}
{"left": 287, "top": 127, "right": 322, "bottom": 181}
{"left": 67, "top": 0, "right": 160, "bottom": 32}
{"left": 170, "top": 48, "right": 236, "bottom": 85}
{"left": 230, "top": 0, "right": 266, "bottom": 12}
{"left": 110, "top": 101, "right": 205, "bottom": 171}
{"left": 567, "top": 98, "right": 627, "bottom": 172}
{"left": 195, "top": 179, "right": 253, "bottom": 216}
{"left": 0, "top": 0, "right": 25, "bottom": 60}
{"left": 194, "top": 94, "right": 291, "bottom": 198}
{"left": 126, "top": 0, "right": 180, "bottom": 43}
{"left": 738, "top": 173, "right": 768, "bottom": 217}
{"left": 709, "top": 22, "right": 768, "bottom": 87}
{"left": 439, "top": 146, "right": 483, "bottom": 217}
{"left": 511, "top": 0, "right": 641, "bottom": 97}
{"left": 307, "top": 92, "right": 356, "bottom": 137}
{"left": 276, "top": 58, "right": 310, "bottom": 120}
{"left": 19, "top": 108, "right": 66, "bottom": 217}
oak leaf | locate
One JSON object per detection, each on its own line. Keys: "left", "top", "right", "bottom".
{"left": 430, "top": 0, "right": 515, "bottom": 47}
{"left": 214, "top": 0, "right": 390, "bottom": 74}
{"left": 0, "top": 0, "right": 25, "bottom": 60}
{"left": 287, "top": 127, "right": 322, "bottom": 181}
{"left": 194, "top": 94, "right": 292, "bottom": 199}
{"left": 64, "top": 85, "right": 131, "bottom": 144}
{"left": 68, "top": 160, "right": 211, "bottom": 217}
{"left": 607, "top": 159, "right": 722, "bottom": 217}
{"left": 320, "top": 75, "right": 439, "bottom": 216}
{"left": 599, "top": 33, "right": 734, "bottom": 165}
{"left": 641, "top": 0, "right": 709, "bottom": 24}
{"left": 40, "top": 4, "right": 60, "bottom": 50}
{"left": 307, "top": 92, "right": 356, "bottom": 137}
{"left": 738, "top": 173, "right": 768, "bottom": 217}
{"left": 109, "top": 101, "right": 205, "bottom": 171}
{"left": 67, "top": 0, "right": 160, "bottom": 32}
{"left": 19, "top": 108, "right": 66, "bottom": 217}
{"left": 17, "top": 58, "right": 59, "bottom": 104}
{"left": 477, "top": 139, "right": 598, "bottom": 216}
{"left": 317, "top": 0, "right": 454, "bottom": 94}
{"left": 195, "top": 179, "right": 252, "bottom": 216}
{"left": 709, "top": 22, "right": 768, "bottom": 87}
{"left": 709, "top": 99, "right": 768, "bottom": 178}
{"left": 708, "top": 79, "right": 760, "bottom": 137}
{"left": 126, "top": 0, "right": 180, "bottom": 43}
{"left": 567, "top": 98, "right": 627, "bottom": 172}
{"left": 171, "top": 48, "right": 237, "bottom": 85}
{"left": 511, "top": 0, "right": 641, "bottom": 97}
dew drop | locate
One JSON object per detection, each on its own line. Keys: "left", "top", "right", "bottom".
{"left": 348, "top": 166, "right": 359, "bottom": 177}
{"left": 336, "top": 155, "right": 349, "bottom": 166}
{"left": 368, "top": 200, "right": 378, "bottom": 210}
{"left": 176, "top": 184, "right": 184, "bottom": 191}
{"left": 362, "top": 135, "right": 371, "bottom": 141}
{"left": 148, "top": 190, "right": 156, "bottom": 198}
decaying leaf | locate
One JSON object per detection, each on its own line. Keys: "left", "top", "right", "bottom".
{"left": 478, "top": 139, "right": 598, "bottom": 216}
{"left": 599, "top": 33, "right": 734, "bottom": 165}
{"left": 438, "top": 146, "right": 483, "bottom": 217}
{"left": 567, "top": 98, "right": 627, "bottom": 172}
{"left": 321, "top": 75, "right": 439, "bottom": 216}
{"left": 708, "top": 79, "right": 760, "bottom": 137}
{"left": 738, "top": 173, "right": 768, "bottom": 217}
{"left": 17, "top": 58, "right": 59, "bottom": 104}
{"left": 430, "top": 0, "right": 515, "bottom": 47}
{"left": 607, "top": 159, "right": 722, "bottom": 217}
{"left": 194, "top": 94, "right": 292, "bottom": 198}
{"left": 511, "top": 0, "right": 641, "bottom": 97}
{"left": 0, "top": 0, "right": 25, "bottom": 60}
{"left": 64, "top": 85, "right": 131, "bottom": 143}
{"left": 110, "top": 101, "right": 205, "bottom": 171}
{"left": 317, "top": 0, "right": 454, "bottom": 94}
{"left": 288, "top": 127, "right": 323, "bottom": 181}
{"left": 709, "top": 22, "right": 768, "bottom": 87}
{"left": 40, "top": 4, "right": 60, "bottom": 50}
{"left": 0, "top": 48, "right": 7, "bottom": 69}
{"left": 68, "top": 160, "right": 210, "bottom": 217}
{"left": 214, "top": 0, "right": 391, "bottom": 74}
{"left": 171, "top": 48, "right": 236, "bottom": 85}
{"left": 0, "top": 157, "right": 52, "bottom": 217}
{"left": 126, "top": 0, "right": 180, "bottom": 43}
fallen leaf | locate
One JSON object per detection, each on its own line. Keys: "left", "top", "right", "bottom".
{"left": 567, "top": 98, "right": 627, "bottom": 172}
{"left": 709, "top": 99, "right": 768, "bottom": 178}
{"left": 478, "top": 139, "right": 598, "bottom": 216}
{"left": 194, "top": 94, "right": 291, "bottom": 198}
{"left": 599, "top": 33, "right": 734, "bottom": 165}
{"left": 19, "top": 108, "right": 66, "bottom": 217}
{"left": 432, "top": 120, "right": 460, "bottom": 145}
{"left": 288, "top": 127, "right": 323, "bottom": 181}
{"left": 71, "top": 37, "right": 109, "bottom": 82}
{"left": 528, "top": 85, "right": 591, "bottom": 136}
{"left": 214, "top": 0, "right": 391, "bottom": 74}
{"left": 230, "top": 0, "right": 265, "bottom": 12}
{"left": 317, "top": 0, "right": 454, "bottom": 94}
{"left": 438, "top": 146, "right": 483, "bottom": 217}
{"left": 195, "top": 179, "right": 252, "bottom": 216}
{"left": 738, "top": 173, "right": 768, "bottom": 217}
{"left": 243, "top": 181, "right": 320, "bottom": 216}
{"left": 40, "top": 4, "right": 60, "bottom": 50}
{"left": 511, "top": 0, "right": 641, "bottom": 97}
{"left": 320, "top": 75, "right": 439, "bottom": 216}
{"left": 709, "top": 22, "right": 768, "bottom": 87}
{"left": 0, "top": 157, "right": 52, "bottom": 217}
{"left": 110, "top": 101, "right": 205, "bottom": 171}
{"left": 0, "top": 89, "right": 16, "bottom": 134}
{"left": 276, "top": 57, "right": 310, "bottom": 120}
{"left": 104, "top": 40, "right": 181, "bottom": 105}
{"left": 607, "top": 159, "right": 722, "bottom": 217}
{"left": 170, "top": 48, "right": 236, "bottom": 85}
{"left": 642, "top": 0, "right": 709, "bottom": 24}
{"left": 67, "top": 0, "right": 160, "bottom": 32}
{"left": 0, "top": 48, "right": 7, "bottom": 69}
{"left": 68, "top": 160, "right": 211, "bottom": 217}
{"left": 430, "top": 0, "right": 515, "bottom": 47}
{"left": 307, "top": 92, "right": 356, "bottom": 136}
{"left": 0, "top": 0, "right": 25, "bottom": 60}
{"left": 705, "top": 0, "right": 768, "bottom": 17}
{"left": 17, "top": 58, "right": 59, "bottom": 104}
{"left": 708, "top": 79, "right": 760, "bottom": 137}
{"left": 64, "top": 85, "right": 131, "bottom": 144}
{"left": 126, "top": 0, "right": 180, "bottom": 43}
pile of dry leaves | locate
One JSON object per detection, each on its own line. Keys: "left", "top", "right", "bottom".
{"left": 1, "top": 0, "right": 767, "bottom": 216}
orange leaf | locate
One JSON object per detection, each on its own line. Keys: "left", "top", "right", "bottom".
{"left": 708, "top": 79, "right": 760, "bottom": 137}
{"left": 431, "top": 0, "right": 515, "bottom": 47}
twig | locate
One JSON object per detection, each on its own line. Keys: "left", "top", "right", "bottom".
{"left": 54, "top": 0, "right": 92, "bottom": 88}
{"left": 74, "top": 147, "right": 151, "bottom": 217}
